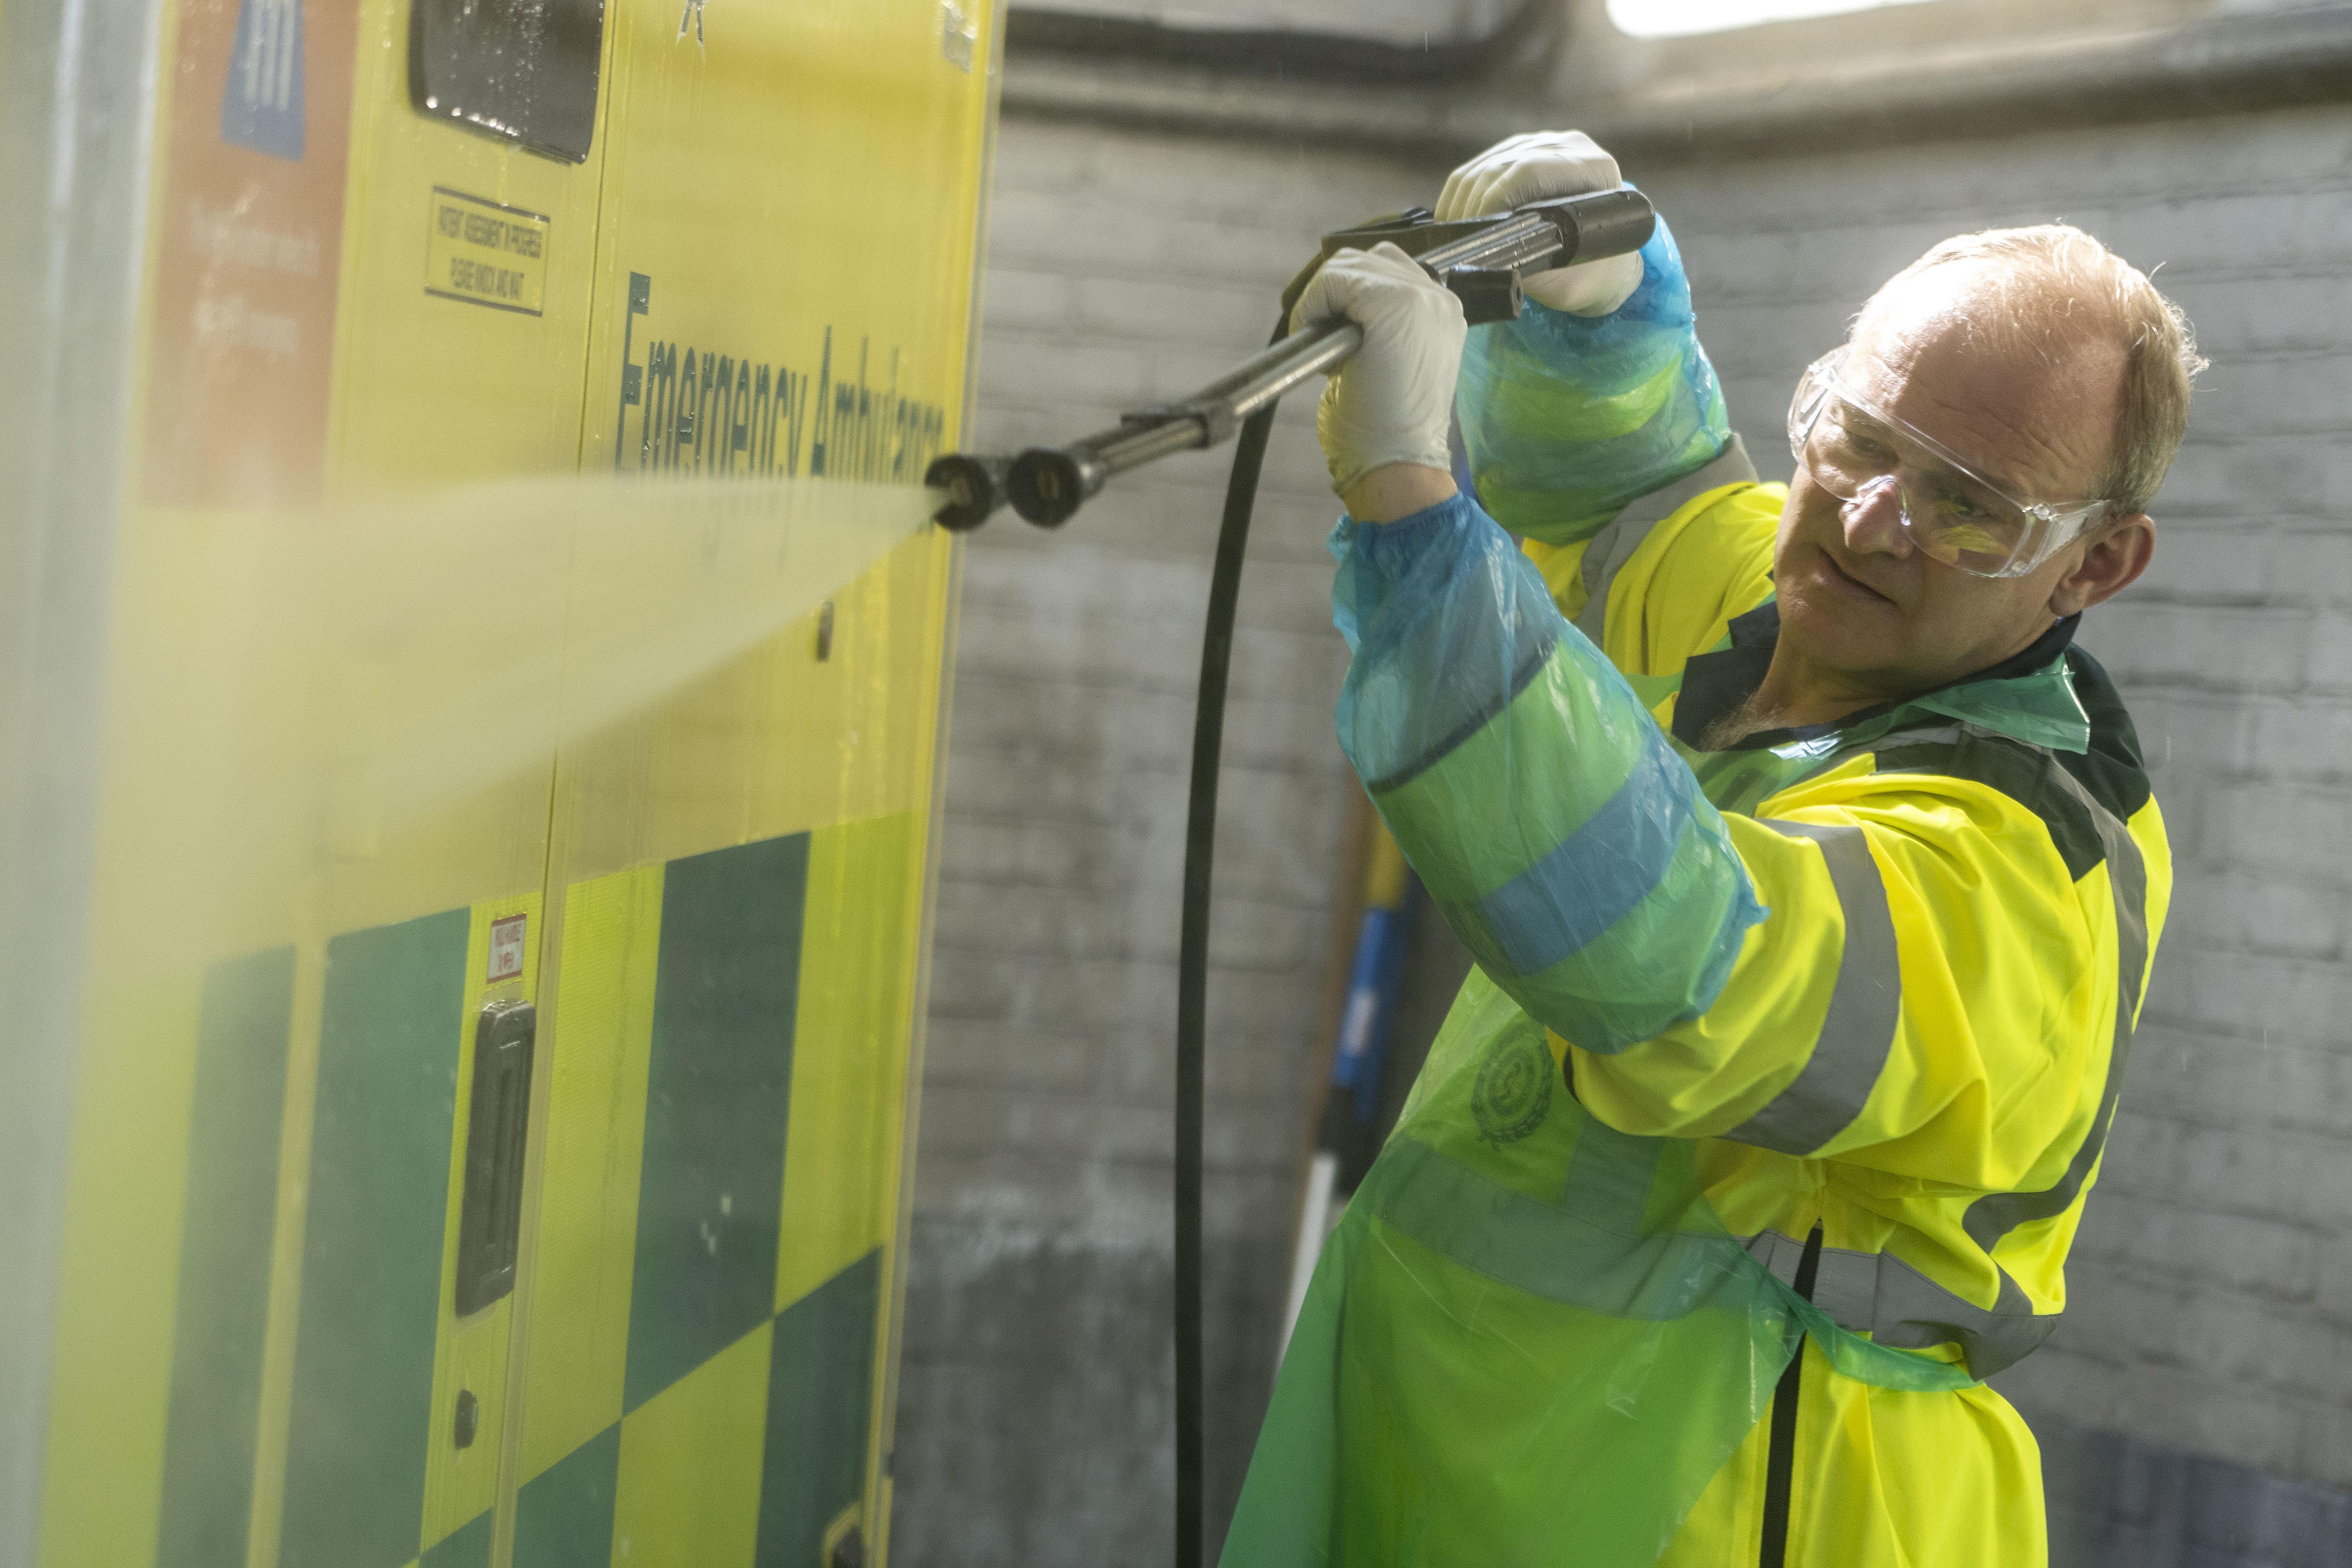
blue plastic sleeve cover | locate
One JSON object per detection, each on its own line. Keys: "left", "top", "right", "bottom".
{"left": 1330, "top": 493, "right": 1764, "bottom": 1053}
{"left": 1455, "top": 206, "right": 1732, "bottom": 547}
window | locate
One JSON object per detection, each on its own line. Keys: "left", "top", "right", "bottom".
{"left": 1606, "top": 0, "right": 1944, "bottom": 38}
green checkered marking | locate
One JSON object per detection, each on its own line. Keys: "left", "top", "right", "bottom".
{"left": 624, "top": 834, "right": 809, "bottom": 1412}
{"left": 281, "top": 910, "right": 470, "bottom": 1568}
{"left": 157, "top": 946, "right": 296, "bottom": 1568}
{"left": 513, "top": 1421, "right": 620, "bottom": 1568}
{"left": 756, "top": 1249, "right": 881, "bottom": 1567}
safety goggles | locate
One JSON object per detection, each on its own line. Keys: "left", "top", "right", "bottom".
{"left": 1785, "top": 351, "right": 2113, "bottom": 579}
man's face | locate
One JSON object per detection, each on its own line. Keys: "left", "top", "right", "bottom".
{"left": 1773, "top": 269, "right": 2133, "bottom": 701}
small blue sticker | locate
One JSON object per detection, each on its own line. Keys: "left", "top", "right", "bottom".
{"left": 219, "top": 0, "right": 305, "bottom": 160}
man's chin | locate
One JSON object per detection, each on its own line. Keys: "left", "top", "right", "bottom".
{"left": 1776, "top": 587, "right": 1912, "bottom": 692}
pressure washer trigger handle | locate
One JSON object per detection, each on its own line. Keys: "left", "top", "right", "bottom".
{"left": 1527, "top": 186, "right": 1657, "bottom": 268}
{"left": 1445, "top": 267, "right": 1525, "bottom": 326}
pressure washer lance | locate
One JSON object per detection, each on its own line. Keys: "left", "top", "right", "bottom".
{"left": 925, "top": 186, "right": 1656, "bottom": 531}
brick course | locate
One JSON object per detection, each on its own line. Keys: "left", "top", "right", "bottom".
{"left": 897, "top": 117, "right": 1454, "bottom": 1564}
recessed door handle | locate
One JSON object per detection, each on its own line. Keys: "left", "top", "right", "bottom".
{"left": 455, "top": 1000, "right": 535, "bottom": 1315}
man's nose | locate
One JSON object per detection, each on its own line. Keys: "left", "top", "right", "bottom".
{"left": 1840, "top": 475, "right": 1915, "bottom": 557}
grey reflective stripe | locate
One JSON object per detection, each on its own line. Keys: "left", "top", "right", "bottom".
{"left": 1571, "top": 432, "right": 1757, "bottom": 646}
{"left": 1871, "top": 1250, "right": 2055, "bottom": 1375}
{"left": 1721, "top": 733, "right": 2150, "bottom": 1380}
{"left": 1962, "top": 758, "right": 2148, "bottom": 1251}
{"left": 1722, "top": 819, "right": 1902, "bottom": 1156}
{"left": 1788, "top": 723, "right": 2151, "bottom": 1254}
{"left": 1745, "top": 1226, "right": 1810, "bottom": 1289}
{"left": 1564, "top": 1098, "right": 1666, "bottom": 1231}
{"left": 1744, "top": 1229, "right": 2056, "bottom": 1379}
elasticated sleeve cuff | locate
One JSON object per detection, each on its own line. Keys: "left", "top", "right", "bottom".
{"left": 1454, "top": 203, "right": 1734, "bottom": 547}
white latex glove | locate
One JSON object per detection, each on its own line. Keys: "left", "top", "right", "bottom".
{"left": 1434, "top": 130, "right": 1645, "bottom": 317}
{"left": 1290, "top": 241, "right": 1467, "bottom": 496}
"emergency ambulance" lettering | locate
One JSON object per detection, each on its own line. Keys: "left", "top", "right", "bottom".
{"left": 612, "top": 272, "right": 948, "bottom": 483}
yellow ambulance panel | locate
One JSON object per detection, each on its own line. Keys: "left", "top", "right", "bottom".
{"left": 19, "top": 0, "right": 998, "bottom": 1562}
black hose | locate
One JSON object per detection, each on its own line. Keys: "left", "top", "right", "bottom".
{"left": 1174, "top": 315, "right": 1288, "bottom": 1568}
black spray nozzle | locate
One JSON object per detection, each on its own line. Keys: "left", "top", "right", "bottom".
{"left": 925, "top": 445, "right": 1113, "bottom": 531}
{"left": 926, "top": 453, "right": 1012, "bottom": 531}
{"left": 1007, "top": 446, "right": 1101, "bottom": 528}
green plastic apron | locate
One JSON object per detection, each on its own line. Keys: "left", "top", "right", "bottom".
{"left": 1221, "top": 968, "right": 1974, "bottom": 1568}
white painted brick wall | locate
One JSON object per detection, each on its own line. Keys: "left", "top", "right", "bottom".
{"left": 1638, "top": 104, "right": 2352, "bottom": 1493}
{"left": 923, "top": 115, "right": 1451, "bottom": 1243}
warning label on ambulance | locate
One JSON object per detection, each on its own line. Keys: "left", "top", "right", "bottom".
{"left": 488, "top": 913, "right": 527, "bottom": 983}
{"left": 426, "top": 188, "right": 549, "bottom": 315}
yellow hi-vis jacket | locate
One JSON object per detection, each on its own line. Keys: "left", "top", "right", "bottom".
{"left": 1525, "top": 438, "right": 2172, "bottom": 1565}
{"left": 1224, "top": 217, "right": 2167, "bottom": 1568}
{"left": 1221, "top": 444, "right": 2168, "bottom": 1568}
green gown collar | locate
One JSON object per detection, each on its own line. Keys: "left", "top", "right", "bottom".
{"left": 1670, "top": 600, "right": 2091, "bottom": 758}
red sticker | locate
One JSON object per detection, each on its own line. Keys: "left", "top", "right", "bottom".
{"left": 488, "top": 914, "right": 527, "bottom": 983}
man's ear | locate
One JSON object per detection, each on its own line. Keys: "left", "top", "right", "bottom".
{"left": 2050, "top": 514, "right": 2154, "bottom": 617}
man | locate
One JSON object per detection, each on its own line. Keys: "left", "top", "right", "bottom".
{"left": 1222, "top": 132, "right": 2202, "bottom": 1567}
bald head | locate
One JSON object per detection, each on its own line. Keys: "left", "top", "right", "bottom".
{"left": 1854, "top": 225, "right": 2205, "bottom": 515}
{"left": 1850, "top": 260, "right": 2130, "bottom": 505}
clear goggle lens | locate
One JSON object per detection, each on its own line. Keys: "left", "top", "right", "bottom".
{"left": 1785, "top": 354, "right": 2110, "bottom": 580}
